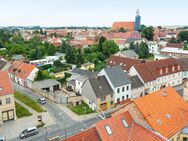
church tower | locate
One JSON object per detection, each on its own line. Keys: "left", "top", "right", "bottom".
{"left": 135, "top": 9, "right": 141, "bottom": 31}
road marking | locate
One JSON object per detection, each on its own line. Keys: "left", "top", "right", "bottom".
{"left": 79, "top": 120, "right": 88, "bottom": 128}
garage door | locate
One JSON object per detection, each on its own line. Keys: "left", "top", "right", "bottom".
{"left": 2, "top": 110, "right": 14, "bottom": 121}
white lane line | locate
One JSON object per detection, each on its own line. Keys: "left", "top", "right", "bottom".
{"left": 79, "top": 120, "right": 88, "bottom": 128}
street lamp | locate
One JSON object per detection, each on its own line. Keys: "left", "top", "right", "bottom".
{"left": 59, "top": 113, "right": 67, "bottom": 139}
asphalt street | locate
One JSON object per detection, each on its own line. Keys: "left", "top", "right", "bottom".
{"left": 11, "top": 83, "right": 108, "bottom": 141}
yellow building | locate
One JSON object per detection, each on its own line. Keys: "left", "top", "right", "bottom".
{"left": 81, "top": 62, "right": 95, "bottom": 71}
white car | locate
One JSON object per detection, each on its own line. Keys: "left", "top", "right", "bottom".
{"left": 0, "top": 137, "right": 5, "bottom": 141}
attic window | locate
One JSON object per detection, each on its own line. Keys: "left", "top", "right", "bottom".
{"left": 160, "top": 92, "right": 168, "bottom": 97}
{"left": 157, "top": 119, "right": 162, "bottom": 125}
{"left": 0, "top": 87, "right": 3, "bottom": 91}
{"left": 121, "top": 118, "right": 129, "bottom": 128}
{"left": 110, "top": 61, "right": 113, "bottom": 64}
{"left": 166, "top": 114, "right": 171, "bottom": 119}
{"left": 120, "top": 63, "right": 123, "bottom": 66}
{"left": 105, "top": 125, "right": 112, "bottom": 135}
{"left": 123, "top": 64, "right": 126, "bottom": 67}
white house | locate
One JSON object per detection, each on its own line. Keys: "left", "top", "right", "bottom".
{"left": 99, "top": 66, "right": 131, "bottom": 104}
{"left": 8, "top": 62, "right": 39, "bottom": 88}
{"left": 147, "top": 41, "right": 160, "bottom": 54}
{"left": 129, "top": 58, "right": 183, "bottom": 94}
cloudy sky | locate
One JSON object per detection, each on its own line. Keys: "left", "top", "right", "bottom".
{"left": 0, "top": 0, "right": 187, "bottom": 27}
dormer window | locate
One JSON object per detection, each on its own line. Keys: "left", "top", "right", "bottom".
{"left": 172, "top": 66, "right": 175, "bottom": 72}
{"left": 165, "top": 67, "right": 168, "bottom": 73}
{"left": 105, "top": 125, "right": 112, "bottom": 135}
{"left": 160, "top": 68, "right": 163, "bottom": 75}
{"left": 121, "top": 118, "right": 129, "bottom": 128}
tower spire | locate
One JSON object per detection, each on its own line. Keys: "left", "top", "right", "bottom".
{"left": 136, "top": 9, "right": 140, "bottom": 16}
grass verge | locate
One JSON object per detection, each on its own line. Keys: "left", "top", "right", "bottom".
{"left": 14, "top": 91, "right": 44, "bottom": 113}
{"left": 15, "top": 102, "right": 32, "bottom": 118}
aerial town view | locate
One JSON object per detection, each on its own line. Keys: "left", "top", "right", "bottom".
{"left": 0, "top": 0, "right": 188, "bottom": 141}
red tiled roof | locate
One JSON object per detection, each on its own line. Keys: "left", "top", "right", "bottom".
{"left": 9, "top": 61, "right": 36, "bottom": 80}
{"left": 16, "top": 63, "right": 36, "bottom": 80}
{"left": 129, "top": 31, "right": 141, "bottom": 39}
{"left": 133, "top": 58, "right": 182, "bottom": 82}
{"left": 115, "top": 40, "right": 125, "bottom": 45}
{"left": 95, "top": 112, "right": 166, "bottom": 141}
{"left": 166, "top": 43, "right": 183, "bottom": 49}
{"left": 0, "top": 71, "right": 14, "bottom": 96}
{"left": 112, "top": 22, "right": 135, "bottom": 31}
{"left": 63, "top": 127, "right": 100, "bottom": 141}
{"left": 107, "top": 56, "right": 141, "bottom": 71}
{"left": 134, "top": 87, "right": 188, "bottom": 139}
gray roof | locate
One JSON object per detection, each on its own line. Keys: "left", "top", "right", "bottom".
{"left": 118, "top": 50, "right": 138, "bottom": 58}
{"left": 67, "top": 79, "right": 75, "bottom": 86}
{"left": 71, "top": 68, "right": 94, "bottom": 77}
{"left": 89, "top": 76, "right": 113, "bottom": 98}
{"left": 33, "top": 79, "right": 60, "bottom": 89}
{"left": 104, "top": 66, "right": 131, "bottom": 87}
{"left": 0, "top": 59, "right": 7, "bottom": 70}
{"left": 129, "top": 75, "right": 144, "bottom": 89}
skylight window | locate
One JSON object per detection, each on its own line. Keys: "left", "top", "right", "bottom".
{"left": 121, "top": 118, "right": 129, "bottom": 128}
{"left": 166, "top": 114, "right": 171, "bottom": 119}
{"left": 0, "top": 87, "right": 3, "bottom": 91}
{"left": 105, "top": 125, "right": 112, "bottom": 135}
{"left": 157, "top": 119, "right": 162, "bottom": 125}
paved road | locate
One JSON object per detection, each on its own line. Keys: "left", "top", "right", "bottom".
{"left": 11, "top": 83, "right": 110, "bottom": 141}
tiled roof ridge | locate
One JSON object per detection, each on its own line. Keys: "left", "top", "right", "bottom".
{"left": 127, "top": 121, "right": 135, "bottom": 141}
{"left": 145, "top": 63, "right": 157, "bottom": 79}
{"left": 178, "top": 107, "right": 188, "bottom": 127}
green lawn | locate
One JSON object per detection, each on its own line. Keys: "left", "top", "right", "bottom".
{"left": 146, "top": 56, "right": 154, "bottom": 61}
{"left": 69, "top": 102, "right": 93, "bottom": 115}
{"left": 14, "top": 91, "right": 44, "bottom": 113}
{"left": 15, "top": 102, "right": 32, "bottom": 118}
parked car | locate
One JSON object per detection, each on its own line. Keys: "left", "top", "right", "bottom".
{"left": 0, "top": 136, "right": 5, "bottom": 141}
{"left": 20, "top": 126, "right": 38, "bottom": 139}
{"left": 37, "top": 98, "right": 46, "bottom": 104}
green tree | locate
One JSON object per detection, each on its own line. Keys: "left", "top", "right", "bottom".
{"left": 98, "top": 36, "right": 106, "bottom": 51}
{"left": 178, "top": 31, "right": 188, "bottom": 41}
{"left": 60, "top": 40, "right": 67, "bottom": 53}
{"left": 102, "top": 40, "right": 119, "bottom": 57}
{"left": 53, "top": 60, "right": 62, "bottom": 72}
{"left": 65, "top": 47, "right": 76, "bottom": 64}
{"left": 10, "top": 44, "right": 25, "bottom": 54}
{"left": 141, "top": 26, "right": 154, "bottom": 40}
{"left": 46, "top": 45, "right": 56, "bottom": 56}
{"left": 75, "top": 49, "right": 84, "bottom": 67}
{"left": 119, "top": 27, "right": 126, "bottom": 33}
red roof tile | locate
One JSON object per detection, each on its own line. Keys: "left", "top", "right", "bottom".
{"left": 112, "top": 22, "right": 135, "bottom": 31}
{"left": 107, "top": 56, "right": 141, "bottom": 71}
{"left": 133, "top": 58, "right": 182, "bottom": 82}
{"left": 0, "top": 71, "right": 14, "bottom": 96}
{"left": 95, "top": 112, "right": 166, "bottom": 141}
{"left": 63, "top": 127, "right": 100, "bottom": 141}
{"left": 166, "top": 43, "right": 183, "bottom": 49}
{"left": 134, "top": 87, "right": 188, "bottom": 139}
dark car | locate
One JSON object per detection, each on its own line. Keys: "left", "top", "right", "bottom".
{"left": 37, "top": 98, "right": 46, "bottom": 104}
{"left": 20, "top": 126, "right": 38, "bottom": 139}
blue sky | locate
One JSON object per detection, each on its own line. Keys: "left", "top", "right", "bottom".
{"left": 0, "top": 0, "right": 187, "bottom": 27}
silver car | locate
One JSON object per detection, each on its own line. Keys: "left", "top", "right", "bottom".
{"left": 20, "top": 126, "right": 38, "bottom": 139}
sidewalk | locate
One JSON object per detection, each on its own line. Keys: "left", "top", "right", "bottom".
{"left": 55, "top": 103, "right": 125, "bottom": 121}
{"left": 0, "top": 112, "right": 55, "bottom": 140}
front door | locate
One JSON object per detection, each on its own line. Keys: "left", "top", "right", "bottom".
{"left": 2, "top": 109, "right": 14, "bottom": 121}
